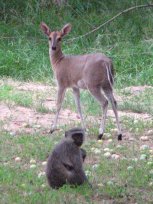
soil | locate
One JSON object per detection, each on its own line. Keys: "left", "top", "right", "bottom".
{"left": 0, "top": 80, "right": 152, "bottom": 137}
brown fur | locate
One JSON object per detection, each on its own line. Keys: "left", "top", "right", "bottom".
{"left": 40, "top": 22, "right": 122, "bottom": 140}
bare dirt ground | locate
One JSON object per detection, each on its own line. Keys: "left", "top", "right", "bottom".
{"left": 0, "top": 79, "right": 152, "bottom": 137}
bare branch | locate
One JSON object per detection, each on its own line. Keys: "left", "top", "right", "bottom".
{"left": 66, "top": 4, "right": 153, "bottom": 42}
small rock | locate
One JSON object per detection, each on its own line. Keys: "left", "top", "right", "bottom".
{"left": 129, "top": 137, "right": 135, "bottom": 141}
{"left": 104, "top": 148, "right": 113, "bottom": 153}
{"left": 92, "top": 164, "right": 99, "bottom": 169}
{"left": 107, "top": 181, "right": 114, "bottom": 186}
{"left": 134, "top": 120, "right": 138, "bottom": 124}
{"left": 147, "top": 130, "right": 153, "bottom": 136}
{"left": 38, "top": 171, "right": 46, "bottom": 178}
{"left": 111, "top": 154, "right": 120, "bottom": 160}
{"left": 104, "top": 152, "right": 111, "bottom": 158}
{"left": 149, "top": 149, "right": 153, "bottom": 154}
{"left": 111, "top": 128, "right": 118, "bottom": 134}
{"left": 104, "top": 148, "right": 110, "bottom": 152}
{"left": 105, "top": 133, "right": 111, "bottom": 138}
{"left": 54, "top": 141, "right": 58, "bottom": 145}
{"left": 30, "top": 159, "right": 36, "bottom": 164}
{"left": 86, "top": 128, "right": 90, "bottom": 133}
{"left": 97, "top": 183, "right": 104, "bottom": 187}
{"left": 30, "top": 164, "right": 36, "bottom": 169}
{"left": 140, "top": 154, "right": 147, "bottom": 160}
{"left": 129, "top": 128, "right": 133, "bottom": 132}
{"left": 140, "top": 136, "right": 149, "bottom": 141}
{"left": 140, "top": 145, "right": 149, "bottom": 151}
{"left": 116, "top": 144, "right": 123, "bottom": 149}
{"left": 149, "top": 182, "right": 153, "bottom": 187}
{"left": 121, "top": 157, "right": 127, "bottom": 160}
{"left": 94, "top": 149, "right": 101, "bottom": 154}
{"left": 22, "top": 123, "right": 30, "bottom": 128}
{"left": 10, "top": 131, "right": 16, "bottom": 136}
{"left": 149, "top": 169, "right": 153, "bottom": 175}
{"left": 132, "top": 158, "right": 138, "bottom": 162}
{"left": 15, "top": 157, "right": 21, "bottom": 162}
{"left": 91, "top": 147, "right": 96, "bottom": 152}
{"left": 127, "top": 166, "right": 133, "bottom": 171}
{"left": 42, "top": 161, "right": 47, "bottom": 166}
{"left": 33, "top": 124, "right": 41, "bottom": 129}
{"left": 97, "top": 140, "right": 103, "bottom": 144}
{"left": 41, "top": 184, "right": 46, "bottom": 188}
{"left": 147, "top": 161, "right": 153, "bottom": 166}
{"left": 107, "top": 139, "right": 113, "bottom": 143}
{"left": 85, "top": 170, "right": 91, "bottom": 176}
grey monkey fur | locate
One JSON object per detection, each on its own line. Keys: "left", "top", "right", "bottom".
{"left": 46, "top": 128, "right": 87, "bottom": 189}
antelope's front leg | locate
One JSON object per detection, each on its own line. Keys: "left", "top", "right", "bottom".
{"left": 73, "top": 87, "right": 85, "bottom": 130}
{"left": 50, "top": 87, "right": 66, "bottom": 134}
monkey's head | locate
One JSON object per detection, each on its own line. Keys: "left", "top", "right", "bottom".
{"left": 65, "top": 127, "right": 85, "bottom": 147}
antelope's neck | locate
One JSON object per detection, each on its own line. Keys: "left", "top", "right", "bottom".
{"left": 49, "top": 48, "right": 64, "bottom": 69}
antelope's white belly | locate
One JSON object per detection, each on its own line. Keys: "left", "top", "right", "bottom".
{"left": 73, "top": 80, "right": 87, "bottom": 89}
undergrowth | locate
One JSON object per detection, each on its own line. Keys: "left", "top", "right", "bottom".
{"left": 0, "top": 0, "right": 153, "bottom": 87}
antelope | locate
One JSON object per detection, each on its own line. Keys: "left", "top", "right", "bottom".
{"left": 40, "top": 22, "right": 122, "bottom": 140}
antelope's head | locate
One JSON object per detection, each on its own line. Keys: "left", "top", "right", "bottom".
{"left": 40, "top": 22, "right": 71, "bottom": 51}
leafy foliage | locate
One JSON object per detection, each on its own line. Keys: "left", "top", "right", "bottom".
{"left": 0, "top": 0, "right": 153, "bottom": 86}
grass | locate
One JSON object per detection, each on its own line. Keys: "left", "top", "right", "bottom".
{"left": 0, "top": 123, "right": 153, "bottom": 203}
{"left": 0, "top": 78, "right": 153, "bottom": 203}
{"left": 0, "top": 0, "right": 153, "bottom": 87}
{"left": 35, "top": 103, "right": 54, "bottom": 114}
{"left": 119, "top": 88, "right": 153, "bottom": 115}
{"left": 0, "top": 81, "right": 54, "bottom": 112}
{"left": 0, "top": 84, "right": 33, "bottom": 107}
{"left": 0, "top": 0, "right": 153, "bottom": 203}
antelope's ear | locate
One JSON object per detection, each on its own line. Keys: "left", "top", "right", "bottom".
{"left": 40, "top": 22, "right": 51, "bottom": 36}
{"left": 61, "top": 23, "right": 72, "bottom": 37}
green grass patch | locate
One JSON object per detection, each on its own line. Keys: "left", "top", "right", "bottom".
{"left": 0, "top": 84, "right": 33, "bottom": 107}
{"left": 119, "top": 88, "right": 153, "bottom": 115}
{"left": 0, "top": 0, "right": 153, "bottom": 86}
{"left": 1, "top": 120, "right": 153, "bottom": 204}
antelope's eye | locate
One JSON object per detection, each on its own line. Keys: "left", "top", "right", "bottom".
{"left": 58, "top": 38, "right": 61, "bottom": 41}
{"left": 49, "top": 37, "right": 51, "bottom": 41}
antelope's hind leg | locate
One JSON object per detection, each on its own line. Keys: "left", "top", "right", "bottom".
{"left": 104, "top": 90, "right": 122, "bottom": 140}
{"left": 88, "top": 86, "right": 108, "bottom": 140}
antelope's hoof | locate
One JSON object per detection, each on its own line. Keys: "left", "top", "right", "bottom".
{"left": 118, "top": 134, "right": 122, "bottom": 141}
{"left": 49, "top": 129, "right": 55, "bottom": 134}
{"left": 97, "top": 134, "right": 103, "bottom": 140}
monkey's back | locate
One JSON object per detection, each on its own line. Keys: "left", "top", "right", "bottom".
{"left": 46, "top": 138, "right": 85, "bottom": 189}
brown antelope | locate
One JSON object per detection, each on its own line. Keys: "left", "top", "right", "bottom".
{"left": 40, "top": 22, "right": 122, "bottom": 140}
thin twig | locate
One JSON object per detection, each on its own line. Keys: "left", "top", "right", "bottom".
{"left": 66, "top": 4, "right": 153, "bottom": 42}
